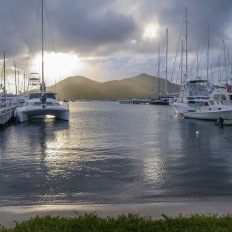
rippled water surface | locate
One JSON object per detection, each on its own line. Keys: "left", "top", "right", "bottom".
{"left": 0, "top": 101, "right": 232, "bottom": 206}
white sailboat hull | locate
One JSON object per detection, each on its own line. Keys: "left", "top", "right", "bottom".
{"left": 171, "top": 102, "right": 195, "bottom": 114}
{"left": 183, "top": 109, "right": 232, "bottom": 120}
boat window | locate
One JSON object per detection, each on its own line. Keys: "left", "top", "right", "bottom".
{"left": 29, "top": 93, "right": 40, "bottom": 99}
{"left": 209, "top": 101, "right": 214, "bottom": 105}
{"left": 230, "top": 95, "right": 232, "bottom": 101}
{"left": 214, "top": 94, "right": 219, "bottom": 99}
{"left": 47, "top": 93, "right": 56, "bottom": 99}
{"left": 204, "top": 102, "right": 209, "bottom": 106}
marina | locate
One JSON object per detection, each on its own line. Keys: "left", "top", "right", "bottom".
{"left": 1, "top": 2, "right": 232, "bottom": 229}
{"left": 119, "top": 99, "right": 150, "bottom": 104}
{"left": 1, "top": 101, "right": 232, "bottom": 207}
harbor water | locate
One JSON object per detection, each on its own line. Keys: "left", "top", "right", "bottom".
{"left": 0, "top": 101, "right": 232, "bottom": 206}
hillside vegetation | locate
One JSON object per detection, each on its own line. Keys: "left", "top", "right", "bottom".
{"left": 48, "top": 73, "right": 180, "bottom": 101}
{"left": 1, "top": 213, "right": 232, "bottom": 231}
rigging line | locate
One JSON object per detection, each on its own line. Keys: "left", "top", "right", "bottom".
{"left": 44, "top": 0, "right": 65, "bottom": 98}
{"left": 151, "top": 46, "right": 160, "bottom": 98}
{"left": 189, "top": 28, "right": 208, "bottom": 79}
{"left": 23, "top": 0, "right": 41, "bottom": 92}
{"left": 197, "top": 31, "right": 208, "bottom": 77}
{"left": 211, "top": 49, "right": 223, "bottom": 80}
{"left": 159, "top": 31, "right": 167, "bottom": 80}
{"left": 189, "top": 42, "right": 201, "bottom": 78}
{"left": 170, "top": 10, "right": 185, "bottom": 83}
{"left": 44, "top": 0, "right": 55, "bottom": 51}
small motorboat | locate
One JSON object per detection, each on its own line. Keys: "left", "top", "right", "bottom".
{"left": 215, "top": 115, "right": 232, "bottom": 127}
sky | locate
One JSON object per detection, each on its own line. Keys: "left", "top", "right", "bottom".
{"left": 1, "top": 0, "right": 232, "bottom": 93}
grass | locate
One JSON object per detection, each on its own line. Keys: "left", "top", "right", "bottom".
{"left": 1, "top": 213, "right": 232, "bottom": 232}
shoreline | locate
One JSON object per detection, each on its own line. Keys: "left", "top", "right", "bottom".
{"left": 1, "top": 201, "right": 232, "bottom": 228}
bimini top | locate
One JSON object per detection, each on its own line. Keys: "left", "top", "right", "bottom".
{"left": 188, "top": 79, "right": 208, "bottom": 84}
{"left": 28, "top": 92, "right": 57, "bottom": 100}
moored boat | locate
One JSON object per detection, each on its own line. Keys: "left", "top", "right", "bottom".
{"left": 210, "top": 84, "right": 232, "bottom": 106}
{"left": 15, "top": 0, "right": 69, "bottom": 123}
{"left": 0, "top": 53, "right": 17, "bottom": 125}
{"left": 15, "top": 91, "right": 69, "bottom": 122}
{"left": 215, "top": 115, "right": 232, "bottom": 126}
{"left": 171, "top": 79, "right": 211, "bottom": 114}
{"left": 183, "top": 99, "right": 232, "bottom": 120}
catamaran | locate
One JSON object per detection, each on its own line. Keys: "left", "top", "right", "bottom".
{"left": 15, "top": 0, "right": 69, "bottom": 123}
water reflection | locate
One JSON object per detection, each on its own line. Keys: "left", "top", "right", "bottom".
{"left": 1, "top": 102, "right": 232, "bottom": 206}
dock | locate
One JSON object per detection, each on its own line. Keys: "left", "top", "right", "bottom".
{"left": 119, "top": 99, "right": 150, "bottom": 104}
{"left": 0, "top": 105, "right": 16, "bottom": 126}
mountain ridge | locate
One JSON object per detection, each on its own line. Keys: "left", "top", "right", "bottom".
{"left": 47, "top": 73, "right": 180, "bottom": 100}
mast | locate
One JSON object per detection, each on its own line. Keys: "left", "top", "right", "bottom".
{"left": 185, "top": 7, "right": 188, "bottom": 81}
{"left": 207, "top": 25, "right": 209, "bottom": 81}
{"left": 157, "top": 46, "right": 160, "bottom": 96}
{"left": 40, "top": 0, "right": 47, "bottom": 108}
{"left": 41, "top": 0, "right": 45, "bottom": 95}
{"left": 18, "top": 69, "right": 20, "bottom": 94}
{"left": 14, "top": 61, "right": 17, "bottom": 95}
{"left": 165, "top": 28, "right": 168, "bottom": 95}
{"left": 3, "top": 52, "right": 6, "bottom": 103}
{"left": 24, "top": 74, "right": 26, "bottom": 93}
{"left": 181, "top": 39, "right": 184, "bottom": 86}
{"left": 223, "top": 40, "right": 227, "bottom": 82}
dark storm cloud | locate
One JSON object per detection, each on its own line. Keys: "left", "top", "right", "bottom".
{"left": 0, "top": 1, "right": 39, "bottom": 57}
{"left": 1, "top": 0, "right": 232, "bottom": 57}
{"left": 138, "top": 0, "right": 232, "bottom": 52}
{"left": 1, "top": 0, "right": 232, "bottom": 81}
{"left": 53, "top": 6, "right": 137, "bottom": 55}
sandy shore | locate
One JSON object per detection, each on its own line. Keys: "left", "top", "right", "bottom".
{"left": 0, "top": 201, "right": 232, "bottom": 228}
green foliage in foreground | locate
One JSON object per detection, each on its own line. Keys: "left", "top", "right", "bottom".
{"left": 1, "top": 213, "right": 232, "bottom": 232}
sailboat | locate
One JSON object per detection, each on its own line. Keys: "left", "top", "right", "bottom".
{"left": 0, "top": 53, "right": 16, "bottom": 125}
{"left": 171, "top": 9, "right": 212, "bottom": 114}
{"left": 15, "top": 0, "right": 69, "bottom": 123}
{"left": 149, "top": 28, "right": 176, "bottom": 105}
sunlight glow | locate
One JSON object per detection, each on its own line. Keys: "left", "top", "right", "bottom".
{"left": 143, "top": 23, "right": 159, "bottom": 40}
{"left": 30, "top": 52, "right": 87, "bottom": 85}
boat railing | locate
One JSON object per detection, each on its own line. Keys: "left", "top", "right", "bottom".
{"left": 62, "top": 99, "right": 69, "bottom": 108}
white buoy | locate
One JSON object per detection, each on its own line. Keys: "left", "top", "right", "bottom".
{"left": 196, "top": 131, "right": 199, "bottom": 135}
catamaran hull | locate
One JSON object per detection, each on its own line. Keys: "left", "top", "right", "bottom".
{"left": 15, "top": 106, "right": 69, "bottom": 123}
{"left": 183, "top": 110, "right": 232, "bottom": 121}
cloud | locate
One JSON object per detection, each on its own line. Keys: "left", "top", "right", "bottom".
{"left": 1, "top": 0, "right": 232, "bottom": 87}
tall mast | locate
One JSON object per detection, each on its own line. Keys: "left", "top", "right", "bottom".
{"left": 157, "top": 45, "right": 160, "bottom": 96}
{"left": 157, "top": 46, "right": 160, "bottom": 78}
{"left": 18, "top": 69, "right": 20, "bottom": 94}
{"left": 3, "top": 52, "right": 6, "bottom": 103}
{"left": 41, "top": 0, "right": 45, "bottom": 94}
{"left": 24, "top": 74, "right": 26, "bottom": 93}
{"left": 185, "top": 7, "right": 188, "bottom": 81}
{"left": 207, "top": 25, "right": 209, "bottom": 81}
{"left": 181, "top": 39, "right": 184, "bottom": 86}
{"left": 223, "top": 40, "right": 227, "bottom": 81}
{"left": 165, "top": 28, "right": 168, "bottom": 95}
{"left": 14, "top": 61, "right": 17, "bottom": 95}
